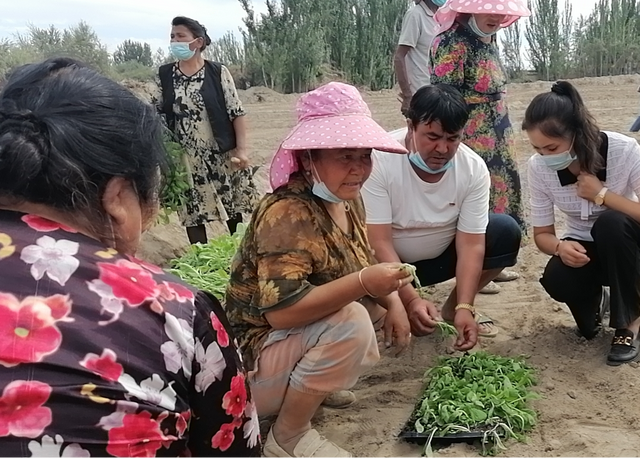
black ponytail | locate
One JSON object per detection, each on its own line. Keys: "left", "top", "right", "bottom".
{"left": 522, "top": 80, "right": 602, "bottom": 174}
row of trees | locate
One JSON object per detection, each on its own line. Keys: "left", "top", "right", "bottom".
{"left": 0, "top": 22, "right": 168, "bottom": 81}
{"left": 502, "top": 0, "right": 640, "bottom": 80}
{"left": 2, "top": 0, "right": 640, "bottom": 90}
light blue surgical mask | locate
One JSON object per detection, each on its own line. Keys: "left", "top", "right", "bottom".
{"left": 308, "top": 152, "right": 345, "bottom": 203}
{"left": 541, "top": 149, "right": 576, "bottom": 171}
{"left": 408, "top": 132, "right": 454, "bottom": 174}
{"left": 431, "top": 0, "right": 447, "bottom": 6}
{"left": 169, "top": 40, "right": 196, "bottom": 61}
{"left": 409, "top": 152, "right": 454, "bottom": 174}
{"left": 468, "top": 15, "right": 496, "bottom": 39}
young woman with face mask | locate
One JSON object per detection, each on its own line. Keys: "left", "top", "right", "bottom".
{"left": 429, "top": 0, "right": 531, "bottom": 293}
{"left": 524, "top": 81, "right": 640, "bottom": 366}
{"left": 152, "top": 16, "right": 259, "bottom": 244}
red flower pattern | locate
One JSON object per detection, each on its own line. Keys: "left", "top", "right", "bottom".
{"left": 21, "top": 214, "right": 77, "bottom": 233}
{"left": 0, "top": 293, "right": 69, "bottom": 367}
{"left": 211, "top": 422, "right": 236, "bottom": 452}
{"left": 126, "top": 255, "right": 164, "bottom": 275}
{"left": 80, "top": 349, "right": 124, "bottom": 382}
{"left": 0, "top": 380, "right": 52, "bottom": 438}
{"left": 210, "top": 312, "right": 230, "bottom": 347}
{"left": 106, "top": 411, "right": 165, "bottom": 457}
{"left": 222, "top": 372, "right": 247, "bottom": 418}
{"left": 176, "top": 410, "right": 191, "bottom": 437}
{"left": 159, "top": 282, "right": 195, "bottom": 304}
{"left": 98, "top": 260, "right": 159, "bottom": 306}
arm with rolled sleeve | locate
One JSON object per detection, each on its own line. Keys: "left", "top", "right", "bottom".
{"left": 528, "top": 157, "right": 560, "bottom": 255}
{"left": 454, "top": 163, "right": 490, "bottom": 306}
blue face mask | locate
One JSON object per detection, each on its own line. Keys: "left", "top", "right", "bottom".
{"left": 409, "top": 152, "right": 454, "bottom": 174}
{"left": 308, "top": 153, "right": 345, "bottom": 203}
{"left": 431, "top": 0, "right": 446, "bottom": 6}
{"left": 408, "top": 132, "right": 454, "bottom": 174}
{"left": 169, "top": 41, "right": 196, "bottom": 61}
{"left": 541, "top": 149, "right": 576, "bottom": 171}
{"left": 468, "top": 15, "right": 496, "bottom": 38}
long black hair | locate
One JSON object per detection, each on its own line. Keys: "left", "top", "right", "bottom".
{"left": 522, "top": 81, "right": 602, "bottom": 174}
{"left": 0, "top": 57, "right": 168, "bottom": 229}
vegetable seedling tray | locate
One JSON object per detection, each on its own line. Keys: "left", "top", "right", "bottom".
{"left": 398, "top": 421, "right": 505, "bottom": 446}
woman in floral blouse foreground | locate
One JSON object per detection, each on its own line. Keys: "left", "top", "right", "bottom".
{"left": 0, "top": 58, "right": 259, "bottom": 456}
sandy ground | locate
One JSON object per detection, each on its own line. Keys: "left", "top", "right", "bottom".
{"left": 138, "top": 75, "right": 640, "bottom": 456}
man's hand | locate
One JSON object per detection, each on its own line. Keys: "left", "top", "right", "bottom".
{"left": 383, "top": 301, "right": 412, "bottom": 356}
{"left": 453, "top": 309, "right": 478, "bottom": 351}
{"left": 230, "top": 148, "right": 250, "bottom": 169}
{"left": 399, "top": 91, "right": 411, "bottom": 115}
{"left": 406, "top": 297, "right": 440, "bottom": 336}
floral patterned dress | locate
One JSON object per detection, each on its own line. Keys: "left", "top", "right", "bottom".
{"left": 0, "top": 209, "right": 260, "bottom": 456}
{"left": 225, "top": 173, "right": 377, "bottom": 371}
{"left": 430, "top": 23, "right": 526, "bottom": 233}
{"left": 152, "top": 63, "right": 259, "bottom": 228}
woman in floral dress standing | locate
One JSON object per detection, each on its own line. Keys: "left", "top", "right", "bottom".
{"left": 154, "top": 16, "right": 259, "bottom": 244}
{"left": 429, "top": 0, "right": 531, "bottom": 291}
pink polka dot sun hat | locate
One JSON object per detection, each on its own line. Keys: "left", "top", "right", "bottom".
{"left": 435, "top": 0, "right": 531, "bottom": 34}
{"left": 269, "top": 82, "right": 407, "bottom": 190}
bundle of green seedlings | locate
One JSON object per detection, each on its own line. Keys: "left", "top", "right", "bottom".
{"left": 400, "top": 263, "right": 457, "bottom": 337}
{"left": 411, "top": 351, "right": 539, "bottom": 456}
{"left": 168, "top": 224, "right": 247, "bottom": 299}
{"left": 158, "top": 138, "right": 191, "bottom": 224}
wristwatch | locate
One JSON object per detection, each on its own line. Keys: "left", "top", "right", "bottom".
{"left": 594, "top": 187, "right": 608, "bottom": 206}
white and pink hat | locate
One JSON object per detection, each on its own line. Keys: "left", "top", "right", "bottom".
{"left": 435, "top": 0, "right": 531, "bottom": 34}
{"left": 269, "top": 82, "right": 407, "bottom": 190}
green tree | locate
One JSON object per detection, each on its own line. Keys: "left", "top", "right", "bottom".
{"left": 113, "top": 39, "right": 153, "bottom": 66}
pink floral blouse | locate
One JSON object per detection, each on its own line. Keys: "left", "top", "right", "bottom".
{"left": 0, "top": 210, "right": 260, "bottom": 457}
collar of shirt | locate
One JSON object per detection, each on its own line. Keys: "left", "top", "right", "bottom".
{"left": 557, "top": 132, "right": 608, "bottom": 186}
{"left": 418, "top": 1, "right": 435, "bottom": 17}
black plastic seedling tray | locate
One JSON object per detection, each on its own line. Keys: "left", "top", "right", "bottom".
{"left": 399, "top": 420, "right": 505, "bottom": 446}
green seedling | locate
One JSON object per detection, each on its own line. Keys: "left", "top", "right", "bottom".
{"left": 411, "top": 351, "right": 539, "bottom": 456}
{"left": 169, "top": 223, "right": 247, "bottom": 299}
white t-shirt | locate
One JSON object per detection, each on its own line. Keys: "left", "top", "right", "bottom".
{"left": 362, "top": 128, "right": 491, "bottom": 263}
{"left": 398, "top": 2, "right": 439, "bottom": 94}
{"left": 528, "top": 131, "right": 640, "bottom": 241}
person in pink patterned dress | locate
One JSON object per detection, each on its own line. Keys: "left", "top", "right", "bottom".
{"left": 0, "top": 58, "right": 259, "bottom": 456}
{"left": 429, "top": 0, "right": 531, "bottom": 292}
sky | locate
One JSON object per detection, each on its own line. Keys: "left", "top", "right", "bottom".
{"left": 0, "top": 0, "right": 600, "bottom": 54}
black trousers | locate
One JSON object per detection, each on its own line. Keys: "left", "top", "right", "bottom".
{"left": 186, "top": 213, "right": 243, "bottom": 244}
{"left": 413, "top": 213, "right": 522, "bottom": 286}
{"left": 540, "top": 210, "right": 640, "bottom": 337}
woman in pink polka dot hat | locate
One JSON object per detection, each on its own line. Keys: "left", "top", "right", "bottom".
{"left": 429, "top": 0, "right": 530, "bottom": 293}
{"left": 225, "top": 82, "right": 413, "bottom": 457}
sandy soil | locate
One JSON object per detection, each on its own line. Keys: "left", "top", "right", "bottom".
{"left": 138, "top": 75, "right": 640, "bottom": 457}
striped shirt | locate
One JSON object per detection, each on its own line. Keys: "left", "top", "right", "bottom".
{"left": 528, "top": 131, "right": 640, "bottom": 241}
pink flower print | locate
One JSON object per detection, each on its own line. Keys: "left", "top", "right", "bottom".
{"left": 474, "top": 74, "right": 491, "bottom": 93}
{"left": 97, "top": 260, "right": 159, "bottom": 307}
{"left": 0, "top": 293, "right": 70, "bottom": 367}
{"left": 21, "top": 214, "right": 77, "bottom": 233}
{"left": 210, "top": 312, "right": 230, "bottom": 348}
{"left": 0, "top": 380, "right": 52, "bottom": 438}
{"left": 434, "top": 62, "right": 455, "bottom": 77}
{"left": 80, "top": 349, "right": 124, "bottom": 382}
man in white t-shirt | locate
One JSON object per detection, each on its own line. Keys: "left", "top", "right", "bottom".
{"left": 394, "top": 0, "right": 442, "bottom": 115}
{"left": 362, "top": 84, "right": 521, "bottom": 346}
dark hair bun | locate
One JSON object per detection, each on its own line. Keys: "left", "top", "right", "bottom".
{"left": 0, "top": 112, "right": 48, "bottom": 182}
{"left": 551, "top": 81, "right": 573, "bottom": 97}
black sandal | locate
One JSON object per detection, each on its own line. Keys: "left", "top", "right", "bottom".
{"left": 607, "top": 328, "right": 640, "bottom": 366}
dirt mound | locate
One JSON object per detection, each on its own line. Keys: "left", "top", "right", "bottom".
{"left": 237, "top": 86, "right": 291, "bottom": 105}
{"left": 120, "top": 79, "right": 155, "bottom": 102}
